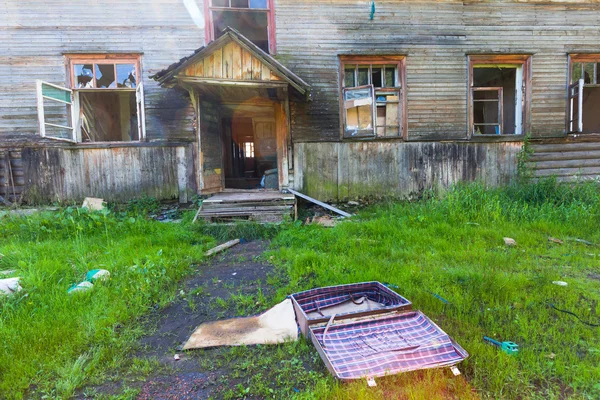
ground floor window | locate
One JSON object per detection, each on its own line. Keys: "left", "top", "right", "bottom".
{"left": 468, "top": 55, "right": 530, "bottom": 136}
{"left": 340, "top": 56, "right": 406, "bottom": 139}
{"left": 568, "top": 54, "right": 600, "bottom": 134}
{"left": 36, "top": 54, "right": 145, "bottom": 143}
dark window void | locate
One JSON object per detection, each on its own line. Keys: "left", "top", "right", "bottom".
{"left": 80, "top": 92, "right": 138, "bottom": 142}
{"left": 213, "top": 10, "right": 269, "bottom": 52}
{"left": 473, "top": 67, "right": 518, "bottom": 135}
{"left": 574, "top": 87, "right": 600, "bottom": 134}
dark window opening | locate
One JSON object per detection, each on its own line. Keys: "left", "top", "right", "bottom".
{"left": 213, "top": 10, "right": 269, "bottom": 52}
{"left": 80, "top": 92, "right": 139, "bottom": 142}
{"left": 570, "top": 60, "right": 600, "bottom": 134}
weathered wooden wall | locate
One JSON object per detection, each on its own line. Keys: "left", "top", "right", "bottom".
{"left": 13, "top": 144, "right": 194, "bottom": 203}
{"left": 1, "top": 0, "right": 206, "bottom": 141}
{"left": 275, "top": 0, "right": 600, "bottom": 142}
{"left": 528, "top": 137, "right": 600, "bottom": 182}
{"left": 294, "top": 141, "right": 522, "bottom": 201}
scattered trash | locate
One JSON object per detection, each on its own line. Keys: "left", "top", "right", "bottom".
{"left": 483, "top": 336, "right": 519, "bottom": 355}
{"left": 503, "top": 237, "right": 517, "bottom": 247}
{"left": 205, "top": 239, "right": 241, "bottom": 257}
{"left": 232, "top": 272, "right": 237, "bottom": 276}
{"left": 182, "top": 299, "right": 299, "bottom": 350}
{"left": 173, "top": 354, "right": 181, "bottom": 361}
{"left": 367, "top": 377, "right": 377, "bottom": 387}
{"left": 86, "top": 269, "right": 110, "bottom": 282}
{"left": 427, "top": 291, "right": 450, "bottom": 305}
{"left": 306, "top": 215, "right": 337, "bottom": 228}
{"left": 548, "top": 237, "right": 564, "bottom": 244}
{"left": 547, "top": 353, "right": 556, "bottom": 359}
{"left": 0, "top": 277, "right": 22, "bottom": 295}
{"left": 347, "top": 201, "right": 360, "bottom": 206}
{"left": 450, "top": 366, "right": 461, "bottom": 376}
{"left": 68, "top": 281, "right": 94, "bottom": 294}
{"left": 552, "top": 281, "right": 568, "bottom": 287}
{"left": 570, "top": 238, "right": 595, "bottom": 246}
{"left": 82, "top": 197, "right": 105, "bottom": 211}
{"left": 547, "top": 301, "right": 600, "bottom": 327}
{"left": 465, "top": 222, "right": 480, "bottom": 226}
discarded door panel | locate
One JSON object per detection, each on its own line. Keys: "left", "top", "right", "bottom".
{"left": 291, "top": 281, "right": 412, "bottom": 336}
{"left": 309, "top": 311, "right": 469, "bottom": 381}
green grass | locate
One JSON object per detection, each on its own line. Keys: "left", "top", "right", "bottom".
{"left": 0, "top": 207, "right": 211, "bottom": 399}
{"left": 268, "top": 179, "right": 600, "bottom": 399}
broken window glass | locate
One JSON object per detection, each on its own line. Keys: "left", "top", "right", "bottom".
{"left": 95, "top": 64, "right": 116, "bottom": 88}
{"left": 344, "top": 66, "right": 356, "bottom": 88}
{"left": 116, "top": 64, "right": 137, "bottom": 88}
{"left": 358, "top": 67, "right": 369, "bottom": 86}
{"left": 213, "top": 10, "right": 269, "bottom": 52}
{"left": 343, "top": 86, "right": 375, "bottom": 137}
{"left": 371, "top": 66, "right": 383, "bottom": 88}
{"left": 385, "top": 66, "right": 396, "bottom": 87}
{"left": 74, "top": 64, "right": 94, "bottom": 88}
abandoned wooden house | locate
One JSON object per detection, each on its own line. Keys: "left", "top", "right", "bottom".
{"left": 2, "top": 1, "right": 600, "bottom": 217}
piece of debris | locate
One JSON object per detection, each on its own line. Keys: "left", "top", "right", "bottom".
{"left": 82, "top": 197, "right": 105, "bottom": 212}
{"left": 68, "top": 281, "right": 94, "bottom": 294}
{"left": 450, "top": 366, "right": 461, "bottom": 376}
{"left": 306, "top": 215, "right": 337, "bottom": 228}
{"left": 0, "top": 194, "right": 12, "bottom": 207}
{"left": 86, "top": 269, "right": 110, "bottom": 282}
{"left": 573, "top": 238, "right": 595, "bottom": 246}
{"left": 0, "top": 270, "right": 16, "bottom": 276}
{"left": 205, "top": 239, "right": 241, "bottom": 257}
{"left": 483, "top": 336, "right": 519, "bottom": 355}
{"left": 347, "top": 201, "right": 360, "bottom": 206}
{"left": 287, "top": 189, "right": 352, "bottom": 218}
{"left": 173, "top": 354, "right": 181, "bottom": 361}
{"left": 548, "top": 237, "right": 564, "bottom": 244}
{"left": 182, "top": 299, "right": 299, "bottom": 350}
{"left": 503, "top": 237, "right": 517, "bottom": 247}
{"left": 552, "top": 281, "right": 568, "bottom": 287}
{"left": 0, "top": 277, "right": 22, "bottom": 295}
{"left": 547, "top": 353, "right": 556, "bottom": 359}
{"left": 367, "top": 377, "right": 377, "bottom": 387}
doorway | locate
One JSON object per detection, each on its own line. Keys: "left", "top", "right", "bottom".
{"left": 221, "top": 104, "right": 278, "bottom": 190}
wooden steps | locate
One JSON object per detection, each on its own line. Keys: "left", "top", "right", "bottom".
{"left": 199, "top": 190, "right": 296, "bottom": 223}
{"left": 527, "top": 140, "right": 600, "bottom": 181}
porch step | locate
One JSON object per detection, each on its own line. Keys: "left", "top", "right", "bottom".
{"left": 199, "top": 190, "right": 296, "bottom": 223}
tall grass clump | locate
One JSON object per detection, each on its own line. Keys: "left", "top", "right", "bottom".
{"left": 0, "top": 207, "right": 210, "bottom": 399}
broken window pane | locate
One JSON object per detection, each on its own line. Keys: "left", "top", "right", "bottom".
{"left": 385, "top": 66, "right": 396, "bottom": 87}
{"left": 249, "top": 0, "right": 267, "bottom": 8}
{"left": 117, "top": 64, "right": 137, "bottom": 88}
{"left": 473, "top": 66, "right": 517, "bottom": 134}
{"left": 344, "top": 86, "right": 374, "bottom": 136}
{"left": 231, "top": 0, "right": 248, "bottom": 7}
{"left": 571, "top": 62, "right": 583, "bottom": 84}
{"left": 213, "top": 10, "right": 269, "bottom": 52}
{"left": 358, "top": 67, "right": 369, "bottom": 86}
{"left": 371, "top": 66, "right": 382, "bottom": 88}
{"left": 95, "top": 64, "right": 116, "bottom": 88}
{"left": 74, "top": 64, "right": 94, "bottom": 88}
{"left": 344, "top": 66, "right": 356, "bottom": 88}
{"left": 80, "top": 91, "right": 138, "bottom": 142}
{"left": 212, "top": 0, "right": 229, "bottom": 6}
{"left": 584, "top": 63, "right": 595, "bottom": 84}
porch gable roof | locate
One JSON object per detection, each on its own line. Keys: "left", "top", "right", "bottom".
{"left": 151, "top": 27, "right": 310, "bottom": 97}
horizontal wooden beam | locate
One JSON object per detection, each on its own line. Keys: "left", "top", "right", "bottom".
{"left": 177, "top": 76, "right": 287, "bottom": 88}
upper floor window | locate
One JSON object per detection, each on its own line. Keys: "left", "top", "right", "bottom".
{"left": 340, "top": 56, "right": 406, "bottom": 139}
{"left": 36, "top": 54, "right": 145, "bottom": 143}
{"left": 568, "top": 54, "right": 600, "bottom": 134}
{"left": 206, "top": 0, "right": 275, "bottom": 54}
{"left": 468, "top": 55, "right": 530, "bottom": 137}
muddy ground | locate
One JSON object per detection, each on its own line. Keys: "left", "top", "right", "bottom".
{"left": 80, "top": 240, "right": 324, "bottom": 400}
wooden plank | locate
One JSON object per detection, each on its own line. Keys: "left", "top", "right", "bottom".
{"left": 205, "top": 239, "right": 241, "bottom": 257}
{"left": 287, "top": 188, "right": 352, "bottom": 218}
{"left": 223, "top": 42, "right": 234, "bottom": 79}
{"left": 213, "top": 48, "right": 223, "bottom": 79}
{"left": 242, "top": 49, "right": 253, "bottom": 80}
{"left": 251, "top": 56, "right": 262, "bottom": 80}
{"left": 232, "top": 43, "right": 243, "bottom": 80}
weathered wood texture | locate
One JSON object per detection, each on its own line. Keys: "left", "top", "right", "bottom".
{"left": 0, "top": 0, "right": 205, "bottom": 141}
{"left": 199, "top": 100, "right": 223, "bottom": 193}
{"left": 528, "top": 138, "right": 600, "bottom": 182}
{"left": 181, "top": 41, "right": 282, "bottom": 82}
{"left": 19, "top": 144, "right": 193, "bottom": 203}
{"left": 294, "top": 141, "right": 521, "bottom": 201}
{"left": 275, "top": 0, "right": 600, "bottom": 142}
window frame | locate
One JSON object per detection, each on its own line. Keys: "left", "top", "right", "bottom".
{"left": 467, "top": 54, "right": 531, "bottom": 139}
{"left": 65, "top": 54, "right": 141, "bottom": 91}
{"left": 339, "top": 55, "right": 407, "bottom": 140}
{"left": 204, "top": 0, "right": 277, "bottom": 54}
{"left": 566, "top": 54, "right": 600, "bottom": 135}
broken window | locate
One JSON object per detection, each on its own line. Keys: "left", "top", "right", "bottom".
{"left": 568, "top": 56, "right": 600, "bottom": 134}
{"left": 341, "top": 57, "right": 405, "bottom": 138}
{"left": 208, "top": 0, "right": 274, "bottom": 53}
{"left": 36, "top": 55, "right": 145, "bottom": 143}
{"left": 469, "top": 56, "right": 529, "bottom": 136}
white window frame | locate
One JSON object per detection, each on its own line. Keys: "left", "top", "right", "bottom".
{"left": 36, "top": 80, "right": 79, "bottom": 143}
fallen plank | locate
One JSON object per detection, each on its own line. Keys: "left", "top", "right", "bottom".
{"left": 205, "top": 239, "right": 241, "bottom": 257}
{"left": 0, "top": 195, "right": 12, "bottom": 207}
{"left": 191, "top": 203, "right": 204, "bottom": 224}
{"left": 287, "top": 189, "right": 352, "bottom": 218}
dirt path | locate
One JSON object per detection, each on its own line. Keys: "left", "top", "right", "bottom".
{"left": 80, "top": 240, "right": 324, "bottom": 399}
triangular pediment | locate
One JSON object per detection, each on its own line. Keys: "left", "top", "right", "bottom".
{"left": 152, "top": 28, "right": 310, "bottom": 96}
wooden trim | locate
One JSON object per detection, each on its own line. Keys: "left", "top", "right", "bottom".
{"left": 339, "top": 55, "right": 406, "bottom": 62}
{"left": 177, "top": 76, "right": 287, "bottom": 87}
{"left": 467, "top": 54, "right": 531, "bottom": 138}
{"left": 569, "top": 54, "right": 600, "bottom": 63}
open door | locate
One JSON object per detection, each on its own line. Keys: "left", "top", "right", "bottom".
{"left": 136, "top": 83, "right": 147, "bottom": 141}
{"left": 568, "top": 78, "right": 584, "bottom": 134}
{"left": 36, "top": 80, "right": 79, "bottom": 143}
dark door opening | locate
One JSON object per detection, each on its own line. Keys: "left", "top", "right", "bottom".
{"left": 222, "top": 115, "right": 277, "bottom": 189}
